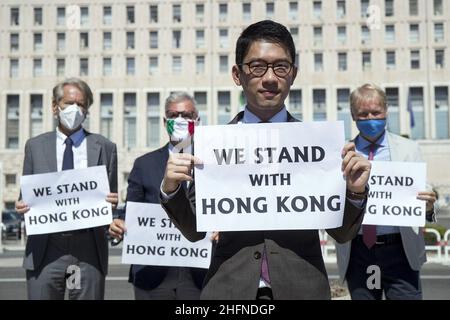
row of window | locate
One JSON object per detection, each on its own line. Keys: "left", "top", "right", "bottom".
{"left": 6, "top": 48, "right": 446, "bottom": 79}
{"left": 6, "top": 21, "right": 447, "bottom": 54}
{"left": 6, "top": 0, "right": 446, "bottom": 28}
{"left": 3, "top": 86, "right": 449, "bottom": 152}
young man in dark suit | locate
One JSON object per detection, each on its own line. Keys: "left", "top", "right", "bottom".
{"left": 160, "top": 20, "right": 372, "bottom": 300}
{"left": 109, "top": 92, "right": 207, "bottom": 299}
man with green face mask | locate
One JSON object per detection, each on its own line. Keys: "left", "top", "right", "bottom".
{"left": 335, "top": 83, "right": 438, "bottom": 300}
{"left": 109, "top": 92, "right": 207, "bottom": 299}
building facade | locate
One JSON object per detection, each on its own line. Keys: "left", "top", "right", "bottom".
{"left": 1, "top": 0, "right": 449, "bottom": 209}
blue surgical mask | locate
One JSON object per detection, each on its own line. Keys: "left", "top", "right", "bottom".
{"left": 356, "top": 119, "right": 386, "bottom": 139}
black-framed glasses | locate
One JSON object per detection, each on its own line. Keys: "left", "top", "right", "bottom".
{"left": 165, "top": 111, "right": 198, "bottom": 120}
{"left": 239, "top": 61, "right": 293, "bottom": 78}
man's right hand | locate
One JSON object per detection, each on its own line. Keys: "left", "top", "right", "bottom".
{"left": 15, "top": 200, "right": 30, "bottom": 215}
{"left": 109, "top": 218, "right": 126, "bottom": 240}
{"left": 161, "top": 153, "right": 202, "bottom": 194}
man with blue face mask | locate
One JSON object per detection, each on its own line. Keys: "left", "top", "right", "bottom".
{"left": 15, "top": 78, "right": 118, "bottom": 299}
{"left": 335, "top": 83, "right": 438, "bottom": 300}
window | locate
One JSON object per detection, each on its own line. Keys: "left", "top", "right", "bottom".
{"left": 34, "top": 7, "right": 43, "bottom": 25}
{"left": 385, "top": 88, "right": 400, "bottom": 134}
{"left": 434, "top": 0, "right": 443, "bottom": 15}
{"left": 386, "top": 51, "right": 396, "bottom": 69}
{"left": 80, "top": 7, "right": 89, "bottom": 26}
{"left": 126, "top": 31, "right": 135, "bottom": 49}
{"left": 10, "top": 33, "right": 19, "bottom": 51}
{"left": 150, "top": 31, "right": 158, "bottom": 49}
{"left": 219, "top": 55, "right": 228, "bottom": 73}
{"left": 80, "top": 32, "right": 89, "bottom": 50}
{"left": 289, "top": 90, "right": 302, "bottom": 118}
{"left": 147, "top": 93, "right": 160, "bottom": 147}
{"left": 6, "top": 95, "right": 20, "bottom": 149}
{"left": 337, "top": 88, "right": 351, "bottom": 139}
{"left": 57, "top": 58, "right": 65, "bottom": 76}
{"left": 126, "top": 6, "right": 135, "bottom": 24}
{"left": 434, "top": 86, "right": 448, "bottom": 139}
{"left": 126, "top": 57, "right": 135, "bottom": 75}
{"left": 361, "top": 25, "right": 370, "bottom": 44}
{"left": 409, "top": 87, "right": 425, "bottom": 139}
{"left": 243, "top": 3, "right": 251, "bottom": 22}
{"left": 219, "top": 29, "right": 228, "bottom": 48}
{"left": 30, "top": 94, "right": 43, "bottom": 138}
{"left": 435, "top": 49, "right": 445, "bottom": 68}
{"left": 313, "top": 1, "right": 322, "bottom": 19}
{"left": 194, "top": 91, "right": 208, "bottom": 124}
{"left": 434, "top": 23, "right": 444, "bottom": 42}
{"left": 337, "top": 0, "right": 346, "bottom": 18}
{"left": 313, "top": 89, "right": 326, "bottom": 120}
{"left": 218, "top": 91, "right": 231, "bottom": 124}
{"left": 103, "top": 57, "right": 112, "bottom": 76}
{"left": 290, "top": 27, "right": 299, "bottom": 42}
{"left": 409, "top": 0, "right": 418, "bottom": 15}
{"left": 314, "top": 53, "right": 323, "bottom": 72}
{"left": 57, "top": 33, "right": 65, "bottom": 51}
{"left": 34, "top": 33, "right": 43, "bottom": 51}
{"left": 385, "top": 0, "right": 394, "bottom": 17}
{"left": 57, "top": 7, "right": 65, "bottom": 26}
{"left": 10, "top": 59, "right": 19, "bottom": 78}
{"left": 150, "top": 5, "right": 158, "bottom": 23}
{"left": 266, "top": 2, "right": 275, "bottom": 19}
{"left": 173, "top": 4, "right": 181, "bottom": 23}
{"left": 409, "top": 24, "right": 419, "bottom": 42}
{"left": 196, "top": 30, "right": 205, "bottom": 48}
{"left": 103, "top": 6, "right": 112, "bottom": 25}
{"left": 337, "top": 26, "right": 347, "bottom": 44}
{"left": 313, "top": 26, "right": 323, "bottom": 45}
{"left": 149, "top": 56, "right": 158, "bottom": 75}
{"left": 361, "top": 0, "right": 369, "bottom": 18}
{"left": 196, "top": 3, "right": 204, "bottom": 22}
{"left": 11, "top": 7, "right": 19, "bottom": 26}
{"left": 172, "top": 30, "right": 181, "bottom": 49}
{"left": 411, "top": 50, "right": 420, "bottom": 69}
{"left": 196, "top": 55, "right": 205, "bottom": 74}
{"left": 385, "top": 25, "right": 395, "bottom": 43}
{"left": 80, "top": 58, "right": 88, "bottom": 76}
{"left": 219, "top": 3, "right": 228, "bottom": 22}
{"left": 103, "top": 32, "right": 112, "bottom": 50}
{"left": 362, "top": 51, "right": 371, "bottom": 70}
{"left": 172, "top": 56, "right": 182, "bottom": 74}
{"left": 124, "top": 93, "right": 137, "bottom": 148}
{"left": 5, "top": 174, "right": 16, "bottom": 186}
{"left": 33, "top": 58, "right": 42, "bottom": 77}
{"left": 338, "top": 52, "right": 347, "bottom": 71}
{"left": 100, "top": 93, "right": 114, "bottom": 140}
{"left": 289, "top": 1, "right": 298, "bottom": 20}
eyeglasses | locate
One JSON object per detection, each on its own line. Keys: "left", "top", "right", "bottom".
{"left": 165, "top": 111, "right": 198, "bottom": 120}
{"left": 239, "top": 61, "right": 293, "bottom": 78}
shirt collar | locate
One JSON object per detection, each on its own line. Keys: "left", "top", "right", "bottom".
{"left": 168, "top": 143, "right": 192, "bottom": 155}
{"left": 56, "top": 126, "right": 86, "bottom": 147}
{"left": 242, "top": 106, "right": 288, "bottom": 124}
{"left": 355, "top": 130, "right": 387, "bottom": 150}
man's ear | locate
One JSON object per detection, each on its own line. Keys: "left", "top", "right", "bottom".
{"left": 232, "top": 65, "right": 241, "bottom": 86}
{"left": 52, "top": 100, "right": 59, "bottom": 116}
{"left": 291, "top": 66, "right": 298, "bottom": 85}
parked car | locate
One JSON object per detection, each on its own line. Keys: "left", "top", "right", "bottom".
{"left": 1, "top": 210, "right": 22, "bottom": 240}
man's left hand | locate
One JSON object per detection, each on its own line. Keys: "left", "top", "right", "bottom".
{"left": 106, "top": 192, "right": 118, "bottom": 210}
{"left": 341, "top": 142, "right": 371, "bottom": 193}
{"left": 417, "top": 191, "right": 437, "bottom": 212}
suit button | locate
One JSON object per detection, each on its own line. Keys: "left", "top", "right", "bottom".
{"left": 254, "top": 251, "right": 261, "bottom": 259}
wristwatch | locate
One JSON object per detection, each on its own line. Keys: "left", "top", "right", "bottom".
{"left": 346, "top": 185, "right": 369, "bottom": 200}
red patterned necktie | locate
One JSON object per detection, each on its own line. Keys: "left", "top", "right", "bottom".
{"left": 362, "top": 143, "right": 377, "bottom": 249}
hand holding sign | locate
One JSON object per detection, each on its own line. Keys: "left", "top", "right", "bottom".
{"left": 162, "top": 153, "right": 203, "bottom": 194}
{"left": 341, "top": 142, "right": 371, "bottom": 194}
{"left": 417, "top": 191, "right": 437, "bottom": 212}
{"left": 109, "top": 218, "right": 127, "bottom": 240}
{"left": 15, "top": 200, "right": 30, "bottom": 215}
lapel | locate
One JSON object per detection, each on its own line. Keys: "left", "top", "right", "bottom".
{"left": 386, "top": 131, "right": 401, "bottom": 161}
{"left": 86, "top": 131, "right": 102, "bottom": 167}
{"left": 44, "top": 131, "right": 58, "bottom": 171}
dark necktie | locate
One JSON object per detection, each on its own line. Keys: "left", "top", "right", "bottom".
{"left": 62, "top": 137, "right": 74, "bottom": 170}
{"left": 362, "top": 143, "right": 377, "bottom": 249}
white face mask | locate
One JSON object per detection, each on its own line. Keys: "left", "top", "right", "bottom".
{"left": 166, "top": 117, "right": 197, "bottom": 149}
{"left": 58, "top": 103, "right": 85, "bottom": 131}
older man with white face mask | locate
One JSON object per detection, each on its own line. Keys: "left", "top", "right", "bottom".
{"left": 15, "top": 78, "right": 118, "bottom": 300}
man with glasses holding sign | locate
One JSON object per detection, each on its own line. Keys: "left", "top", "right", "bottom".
{"left": 160, "top": 20, "right": 372, "bottom": 300}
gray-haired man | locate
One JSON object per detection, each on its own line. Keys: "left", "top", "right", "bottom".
{"left": 15, "top": 78, "right": 118, "bottom": 299}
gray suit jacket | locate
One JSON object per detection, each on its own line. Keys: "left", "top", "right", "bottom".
{"left": 21, "top": 130, "right": 118, "bottom": 275}
{"left": 161, "top": 111, "right": 366, "bottom": 299}
{"left": 336, "top": 131, "right": 429, "bottom": 281}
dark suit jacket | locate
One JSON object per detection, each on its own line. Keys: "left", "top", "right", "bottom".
{"left": 126, "top": 144, "right": 207, "bottom": 290}
{"left": 22, "top": 130, "right": 118, "bottom": 275}
{"left": 161, "top": 110, "right": 366, "bottom": 299}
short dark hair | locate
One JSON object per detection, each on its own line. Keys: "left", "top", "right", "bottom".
{"left": 235, "top": 20, "right": 296, "bottom": 66}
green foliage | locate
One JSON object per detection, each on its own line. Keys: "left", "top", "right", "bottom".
{"left": 424, "top": 223, "right": 448, "bottom": 245}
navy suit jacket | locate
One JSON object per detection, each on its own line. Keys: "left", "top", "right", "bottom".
{"left": 126, "top": 144, "right": 207, "bottom": 290}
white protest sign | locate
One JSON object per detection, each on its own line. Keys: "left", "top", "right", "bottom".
{"left": 363, "top": 161, "right": 427, "bottom": 227}
{"left": 194, "top": 121, "right": 347, "bottom": 231}
{"left": 20, "top": 166, "right": 112, "bottom": 235}
{"left": 122, "top": 202, "right": 211, "bottom": 268}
